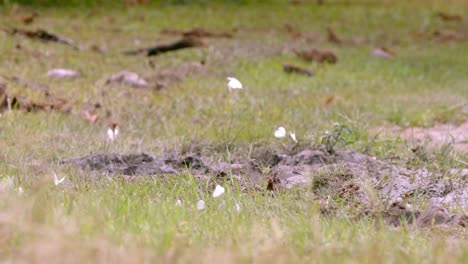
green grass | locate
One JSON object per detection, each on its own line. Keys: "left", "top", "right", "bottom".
{"left": 0, "top": 1, "right": 467, "bottom": 263}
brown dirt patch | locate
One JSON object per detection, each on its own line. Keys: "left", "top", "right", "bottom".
{"left": 373, "top": 121, "right": 468, "bottom": 152}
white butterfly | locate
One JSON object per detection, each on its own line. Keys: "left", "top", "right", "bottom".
{"left": 289, "top": 131, "right": 298, "bottom": 143}
{"left": 226, "top": 77, "right": 243, "bottom": 92}
{"left": 274, "top": 126, "right": 286, "bottom": 138}
{"left": 197, "top": 200, "right": 205, "bottom": 210}
{"left": 212, "top": 185, "right": 225, "bottom": 198}
{"left": 54, "top": 173, "right": 66, "bottom": 186}
{"left": 107, "top": 124, "right": 119, "bottom": 142}
{"left": 175, "top": 199, "right": 182, "bottom": 206}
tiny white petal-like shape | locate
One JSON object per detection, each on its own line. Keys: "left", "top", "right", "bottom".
{"left": 197, "top": 200, "right": 205, "bottom": 210}
{"left": 18, "top": 187, "right": 24, "bottom": 194}
{"left": 235, "top": 203, "right": 241, "bottom": 212}
{"left": 53, "top": 173, "right": 65, "bottom": 186}
{"left": 175, "top": 199, "right": 182, "bottom": 206}
{"left": 107, "top": 125, "right": 119, "bottom": 142}
{"left": 7, "top": 96, "right": 12, "bottom": 112}
{"left": 107, "top": 71, "right": 148, "bottom": 88}
{"left": 226, "top": 77, "right": 243, "bottom": 91}
{"left": 289, "top": 131, "right": 297, "bottom": 143}
{"left": 47, "top": 68, "right": 81, "bottom": 79}
{"left": 107, "top": 128, "right": 114, "bottom": 141}
{"left": 212, "top": 185, "right": 225, "bottom": 198}
{"left": 274, "top": 126, "right": 286, "bottom": 138}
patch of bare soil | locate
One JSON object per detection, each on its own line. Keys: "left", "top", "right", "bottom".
{"left": 62, "top": 147, "right": 467, "bottom": 227}
{"left": 373, "top": 121, "right": 468, "bottom": 152}
{"left": 105, "top": 61, "right": 205, "bottom": 90}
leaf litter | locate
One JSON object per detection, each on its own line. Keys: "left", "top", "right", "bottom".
{"left": 0, "top": 83, "right": 72, "bottom": 113}
{"left": 8, "top": 28, "right": 79, "bottom": 49}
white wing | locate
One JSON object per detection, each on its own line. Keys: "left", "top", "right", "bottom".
{"left": 107, "top": 128, "right": 115, "bottom": 141}
{"left": 227, "top": 77, "right": 243, "bottom": 90}
{"left": 274, "top": 127, "right": 286, "bottom": 138}
{"left": 54, "top": 173, "right": 65, "bottom": 186}
{"left": 54, "top": 173, "right": 59, "bottom": 185}
{"left": 197, "top": 200, "right": 205, "bottom": 210}
{"left": 289, "top": 132, "right": 298, "bottom": 143}
{"left": 212, "top": 185, "right": 225, "bottom": 198}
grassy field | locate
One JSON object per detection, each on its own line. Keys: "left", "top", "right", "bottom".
{"left": 0, "top": 1, "right": 467, "bottom": 263}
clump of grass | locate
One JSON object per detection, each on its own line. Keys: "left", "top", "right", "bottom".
{"left": 320, "top": 122, "right": 354, "bottom": 154}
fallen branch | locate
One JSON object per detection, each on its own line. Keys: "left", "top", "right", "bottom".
{"left": 161, "top": 27, "right": 233, "bottom": 38}
{"left": 283, "top": 63, "right": 314, "bottom": 77}
{"left": 124, "top": 37, "right": 205, "bottom": 56}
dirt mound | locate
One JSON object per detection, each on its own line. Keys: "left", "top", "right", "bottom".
{"left": 62, "top": 148, "right": 467, "bottom": 227}
{"left": 373, "top": 121, "right": 468, "bottom": 152}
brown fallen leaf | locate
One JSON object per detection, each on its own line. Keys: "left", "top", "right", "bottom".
{"left": 266, "top": 174, "right": 280, "bottom": 192}
{"left": 371, "top": 47, "right": 396, "bottom": 59}
{"left": 12, "top": 12, "right": 38, "bottom": 25}
{"left": 433, "top": 29, "right": 465, "bottom": 41}
{"left": 284, "top": 23, "right": 303, "bottom": 39}
{"left": 124, "top": 37, "right": 206, "bottom": 56}
{"left": 283, "top": 63, "right": 314, "bottom": 77}
{"left": 327, "top": 26, "right": 343, "bottom": 44}
{"left": 89, "top": 44, "right": 108, "bottom": 54}
{"left": 80, "top": 109, "right": 98, "bottom": 123}
{"left": 413, "top": 29, "right": 465, "bottom": 42}
{"left": 9, "top": 28, "right": 78, "bottom": 48}
{"left": 294, "top": 48, "right": 338, "bottom": 63}
{"left": 124, "top": 0, "right": 148, "bottom": 4}
{"left": 320, "top": 95, "right": 335, "bottom": 107}
{"left": 289, "top": 0, "right": 303, "bottom": 5}
{"left": 79, "top": 103, "right": 101, "bottom": 124}
{"left": 437, "top": 12, "right": 462, "bottom": 22}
